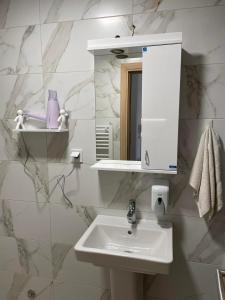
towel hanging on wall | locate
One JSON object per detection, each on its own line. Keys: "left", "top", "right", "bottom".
{"left": 189, "top": 125, "right": 223, "bottom": 219}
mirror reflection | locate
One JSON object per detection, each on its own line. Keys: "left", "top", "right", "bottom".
{"left": 95, "top": 53, "right": 142, "bottom": 162}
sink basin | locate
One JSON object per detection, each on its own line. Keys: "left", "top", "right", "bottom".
{"left": 75, "top": 215, "right": 173, "bottom": 275}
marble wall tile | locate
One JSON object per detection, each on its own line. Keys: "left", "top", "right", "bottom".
{"left": 51, "top": 242, "right": 71, "bottom": 279}
{"left": 48, "top": 162, "right": 126, "bottom": 207}
{"left": 0, "top": 25, "right": 42, "bottom": 75}
{"left": 51, "top": 243, "right": 109, "bottom": 288}
{"left": 0, "top": 270, "right": 53, "bottom": 300}
{"left": 165, "top": 214, "right": 225, "bottom": 269}
{"left": 0, "top": 199, "right": 52, "bottom": 279}
{"left": 0, "top": 237, "right": 22, "bottom": 271}
{"left": 0, "top": 161, "right": 48, "bottom": 203}
{"left": 0, "top": 120, "right": 47, "bottom": 162}
{"left": 106, "top": 172, "right": 168, "bottom": 211}
{"left": 41, "top": 17, "right": 132, "bottom": 72}
{"left": 95, "top": 55, "right": 141, "bottom": 118}
{"left": 50, "top": 203, "right": 89, "bottom": 245}
{"left": 145, "top": 261, "right": 218, "bottom": 300}
{"left": 0, "top": 0, "right": 40, "bottom": 29}
{"left": 80, "top": 0, "right": 132, "bottom": 20}
{"left": 170, "top": 215, "right": 209, "bottom": 260}
{"left": 53, "top": 276, "right": 110, "bottom": 300}
{"left": 0, "top": 74, "right": 44, "bottom": 119}
{"left": 12, "top": 132, "right": 47, "bottom": 163}
{"left": 43, "top": 72, "right": 95, "bottom": 120}
{"left": 168, "top": 174, "right": 200, "bottom": 217}
{"left": 41, "top": 21, "right": 74, "bottom": 73}
{"left": 47, "top": 119, "right": 96, "bottom": 164}
{"left": 133, "top": 5, "right": 225, "bottom": 65}
{"left": 180, "top": 64, "right": 225, "bottom": 119}
{"left": 0, "top": 236, "right": 52, "bottom": 278}
{"left": 0, "top": 199, "right": 51, "bottom": 242}
{"left": 48, "top": 163, "right": 101, "bottom": 207}
{"left": 0, "top": 198, "right": 13, "bottom": 237}
{"left": 188, "top": 218, "right": 225, "bottom": 267}
{"left": 40, "top": 0, "right": 132, "bottom": 23}
{"left": 117, "top": 191, "right": 149, "bottom": 211}
{"left": 133, "top": 0, "right": 225, "bottom": 15}
{"left": 48, "top": 162, "right": 157, "bottom": 210}
{"left": 0, "top": 0, "right": 11, "bottom": 30}
{"left": 95, "top": 55, "right": 120, "bottom": 119}
{"left": 78, "top": 205, "right": 154, "bottom": 220}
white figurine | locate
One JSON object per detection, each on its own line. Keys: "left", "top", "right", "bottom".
{"left": 14, "top": 109, "right": 25, "bottom": 130}
{"left": 57, "top": 109, "right": 68, "bottom": 131}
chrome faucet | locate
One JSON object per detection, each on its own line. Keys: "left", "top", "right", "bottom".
{"left": 127, "top": 199, "right": 136, "bottom": 224}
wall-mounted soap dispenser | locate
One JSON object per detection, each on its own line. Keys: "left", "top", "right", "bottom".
{"left": 152, "top": 182, "right": 169, "bottom": 217}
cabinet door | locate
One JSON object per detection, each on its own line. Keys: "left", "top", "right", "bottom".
{"left": 141, "top": 118, "right": 178, "bottom": 170}
{"left": 141, "top": 43, "right": 181, "bottom": 171}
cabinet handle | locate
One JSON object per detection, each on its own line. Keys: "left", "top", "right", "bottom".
{"left": 145, "top": 150, "right": 150, "bottom": 166}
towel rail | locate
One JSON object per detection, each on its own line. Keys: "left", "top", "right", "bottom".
{"left": 96, "top": 124, "right": 113, "bottom": 160}
{"left": 217, "top": 269, "right": 225, "bottom": 300}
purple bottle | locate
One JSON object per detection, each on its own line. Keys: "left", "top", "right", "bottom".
{"left": 47, "top": 90, "right": 60, "bottom": 129}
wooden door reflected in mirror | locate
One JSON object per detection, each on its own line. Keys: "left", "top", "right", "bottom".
{"left": 120, "top": 63, "right": 142, "bottom": 161}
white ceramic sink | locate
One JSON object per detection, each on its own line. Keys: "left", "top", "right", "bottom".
{"left": 75, "top": 215, "right": 173, "bottom": 275}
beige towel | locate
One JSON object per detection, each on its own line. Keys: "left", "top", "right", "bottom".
{"left": 189, "top": 126, "right": 223, "bottom": 219}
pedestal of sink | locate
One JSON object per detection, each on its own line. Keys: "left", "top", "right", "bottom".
{"left": 110, "top": 269, "right": 143, "bottom": 300}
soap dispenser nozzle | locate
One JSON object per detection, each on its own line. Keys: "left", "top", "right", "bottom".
{"left": 152, "top": 184, "right": 169, "bottom": 217}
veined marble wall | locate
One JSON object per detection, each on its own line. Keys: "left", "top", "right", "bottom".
{"left": 0, "top": 0, "right": 225, "bottom": 299}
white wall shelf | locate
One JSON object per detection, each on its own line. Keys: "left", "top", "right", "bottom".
{"left": 91, "top": 160, "right": 177, "bottom": 174}
{"left": 13, "top": 129, "right": 68, "bottom": 133}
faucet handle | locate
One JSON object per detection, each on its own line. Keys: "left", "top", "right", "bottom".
{"left": 127, "top": 199, "right": 136, "bottom": 224}
{"left": 128, "top": 199, "right": 136, "bottom": 209}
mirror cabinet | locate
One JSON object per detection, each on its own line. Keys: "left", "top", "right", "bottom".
{"left": 89, "top": 33, "right": 182, "bottom": 174}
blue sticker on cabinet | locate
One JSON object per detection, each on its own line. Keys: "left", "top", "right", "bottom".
{"left": 169, "top": 165, "right": 177, "bottom": 169}
{"left": 142, "top": 47, "right": 149, "bottom": 53}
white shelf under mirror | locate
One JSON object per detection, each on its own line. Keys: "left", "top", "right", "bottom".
{"left": 91, "top": 160, "right": 177, "bottom": 174}
{"left": 13, "top": 129, "right": 68, "bottom": 133}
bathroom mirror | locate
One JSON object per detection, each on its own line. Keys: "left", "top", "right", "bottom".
{"left": 95, "top": 53, "right": 142, "bottom": 161}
